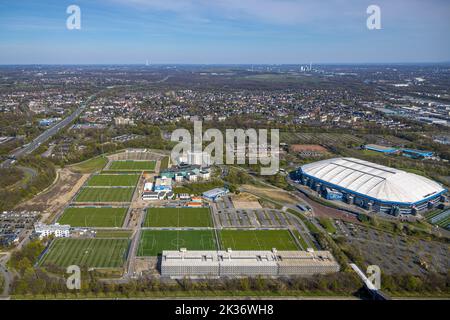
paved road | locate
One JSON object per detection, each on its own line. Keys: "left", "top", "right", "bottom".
{"left": 0, "top": 254, "right": 12, "bottom": 298}
{"left": 1, "top": 94, "right": 97, "bottom": 168}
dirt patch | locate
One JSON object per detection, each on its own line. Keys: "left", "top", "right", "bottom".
{"left": 241, "top": 184, "right": 299, "bottom": 205}
{"left": 15, "top": 168, "right": 90, "bottom": 223}
{"left": 232, "top": 200, "right": 262, "bottom": 209}
{"left": 135, "top": 257, "right": 159, "bottom": 276}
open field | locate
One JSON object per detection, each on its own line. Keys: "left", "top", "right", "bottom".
{"left": 39, "top": 238, "right": 130, "bottom": 268}
{"left": 219, "top": 229, "right": 300, "bottom": 251}
{"left": 241, "top": 184, "right": 299, "bottom": 205}
{"left": 137, "top": 230, "right": 217, "bottom": 256}
{"left": 70, "top": 156, "right": 108, "bottom": 173}
{"left": 160, "top": 156, "right": 169, "bottom": 170}
{"left": 14, "top": 168, "right": 90, "bottom": 223}
{"left": 86, "top": 174, "right": 139, "bottom": 187}
{"left": 280, "top": 132, "right": 363, "bottom": 146}
{"left": 74, "top": 187, "right": 134, "bottom": 203}
{"left": 143, "top": 207, "right": 212, "bottom": 228}
{"left": 58, "top": 207, "right": 128, "bottom": 227}
{"left": 109, "top": 160, "right": 156, "bottom": 171}
{"left": 94, "top": 230, "right": 133, "bottom": 239}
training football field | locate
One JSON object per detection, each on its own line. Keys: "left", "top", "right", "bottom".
{"left": 39, "top": 238, "right": 130, "bottom": 268}
{"left": 86, "top": 174, "right": 139, "bottom": 187}
{"left": 137, "top": 230, "right": 217, "bottom": 256}
{"left": 74, "top": 187, "right": 134, "bottom": 202}
{"left": 109, "top": 160, "right": 156, "bottom": 171}
{"left": 219, "top": 229, "right": 299, "bottom": 251}
{"left": 58, "top": 207, "right": 128, "bottom": 227}
{"left": 144, "top": 207, "right": 212, "bottom": 227}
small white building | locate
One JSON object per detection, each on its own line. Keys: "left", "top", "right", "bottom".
{"left": 142, "top": 191, "right": 163, "bottom": 201}
{"left": 188, "top": 173, "right": 198, "bottom": 182}
{"left": 143, "top": 182, "right": 153, "bottom": 191}
{"left": 34, "top": 223, "right": 70, "bottom": 240}
{"left": 179, "top": 193, "right": 191, "bottom": 200}
{"left": 199, "top": 170, "right": 210, "bottom": 180}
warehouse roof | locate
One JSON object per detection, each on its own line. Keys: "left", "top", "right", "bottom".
{"left": 300, "top": 157, "right": 446, "bottom": 204}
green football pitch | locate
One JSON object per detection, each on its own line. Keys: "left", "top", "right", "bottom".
{"left": 74, "top": 187, "right": 134, "bottom": 202}
{"left": 109, "top": 160, "right": 156, "bottom": 171}
{"left": 86, "top": 174, "right": 139, "bottom": 187}
{"left": 58, "top": 207, "right": 128, "bottom": 227}
{"left": 219, "top": 229, "right": 300, "bottom": 251}
{"left": 137, "top": 230, "right": 217, "bottom": 256}
{"left": 39, "top": 238, "right": 130, "bottom": 268}
{"left": 143, "top": 207, "right": 212, "bottom": 227}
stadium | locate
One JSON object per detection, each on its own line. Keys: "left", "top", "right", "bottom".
{"left": 292, "top": 157, "right": 447, "bottom": 215}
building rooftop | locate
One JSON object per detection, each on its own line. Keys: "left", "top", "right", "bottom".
{"left": 300, "top": 157, "right": 446, "bottom": 204}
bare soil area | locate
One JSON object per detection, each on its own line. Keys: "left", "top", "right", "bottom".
{"left": 15, "top": 168, "right": 90, "bottom": 223}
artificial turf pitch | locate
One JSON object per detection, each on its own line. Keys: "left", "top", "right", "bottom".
{"left": 58, "top": 207, "right": 128, "bottom": 227}
{"left": 143, "top": 207, "right": 212, "bottom": 227}
{"left": 137, "top": 230, "right": 217, "bottom": 256}
{"left": 39, "top": 238, "right": 130, "bottom": 268}
{"left": 219, "top": 229, "right": 300, "bottom": 251}
{"left": 74, "top": 187, "right": 134, "bottom": 202}
{"left": 109, "top": 160, "right": 156, "bottom": 171}
{"left": 86, "top": 174, "right": 139, "bottom": 187}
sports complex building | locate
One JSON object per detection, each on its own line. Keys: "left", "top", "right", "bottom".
{"left": 161, "top": 249, "right": 339, "bottom": 278}
{"left": 292, "top": 157, "right": 447, "bottom": 215}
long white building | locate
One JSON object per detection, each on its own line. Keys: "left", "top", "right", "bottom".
{"left": 34, "top": 223, "right": 70, "bottom": 239}
{"left": 160, "top": 249, "right": 339, "bottom": 278}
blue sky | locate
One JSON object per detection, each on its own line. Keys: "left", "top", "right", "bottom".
{"left": 0, "top": 0, "right": 449, "bottom": 64}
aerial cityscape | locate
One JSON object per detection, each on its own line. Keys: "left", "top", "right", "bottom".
{"left": 0, "top": 0, "right": 449, "bottom": 311}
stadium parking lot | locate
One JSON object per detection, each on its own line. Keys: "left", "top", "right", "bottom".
{"left": 335, "top": 220, "right": 449, "bottom": 275}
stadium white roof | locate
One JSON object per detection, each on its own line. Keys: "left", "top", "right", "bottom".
{"left": 301, "top": 157, "right": 446, "bottom": 204}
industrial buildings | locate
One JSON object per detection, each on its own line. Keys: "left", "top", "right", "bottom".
{"left": 293, "top": 157, "right": 447, "bottom": 215}
{"left": 160, "top": 249, "right": 340, "bottom": 278}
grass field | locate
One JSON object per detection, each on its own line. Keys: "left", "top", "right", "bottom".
{"left": 39, "top": 238, "right": 130, "bottom": 268}
{"left": 219, "top": 230, "right": 299, "bottom": 251}
{"left": 160, "top": 156, "right": 169, "bottom": 170}
{"left": 143, "top": 207, "right": 212, "bottom": 227}
{"left": 86, "top": 174, "right": 139, "bottom": 187}
{"left": 137, "top": 230, "right": 217, "bottom": 256}
{"left": 95, "top": 230, "right": 132, "bottom": 239}
{"left": 109, "top": 160, "right": 156, "bottom": 171}
{"left": 74, "top": 187, "right": 134, "bottom": 202}
{"left": 70, "top": 156, "right": 108, "bottom": 173}
{"left": 58, "top": 207, "right": 128, "bottom": 227}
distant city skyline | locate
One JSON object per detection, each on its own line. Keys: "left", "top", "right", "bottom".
{"left": 0, "top": 0, "right": 449, "bottom": 64}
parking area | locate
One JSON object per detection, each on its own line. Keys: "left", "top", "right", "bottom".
{"left": 212, "top": 196, "right": 296, "bottom": 228}
{"left": 335, "top": 220, "right": 449, "bottom": 275}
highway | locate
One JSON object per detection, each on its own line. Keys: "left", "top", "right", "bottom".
{"left": 1, "top": 94, "right": 96, "bottom": 168}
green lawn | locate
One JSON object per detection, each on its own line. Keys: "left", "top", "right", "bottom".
{"left": 86, "top": 174, "right": 139, "bottom": 187}
{"left": 137, "top": 230, "right": 217, "bottom": 256}
{"left": 109, "top": 160, "right": 156, "bottom": 171}
{"left": 143, "top": 207, "right": 212, "bottom": 227}
{"left": 70, "top": 156, "right": 108, "bottom": 173}
{"left": 94, "top": 230, "right": 133, "bottom": 239}
{"left": 74, "top": 187, "right": 134, "bottom": 203}
{"left": 159, "top": 156, "right": 169, "bottom": 170}
{"left": 58, "top": 207, "right": 128, "bottom": 227}
{"left": 39, "top": 238, "right": 130, "bottom": 268}
{"left": 219, "top": 230, "right": 300, "bottom": 251}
